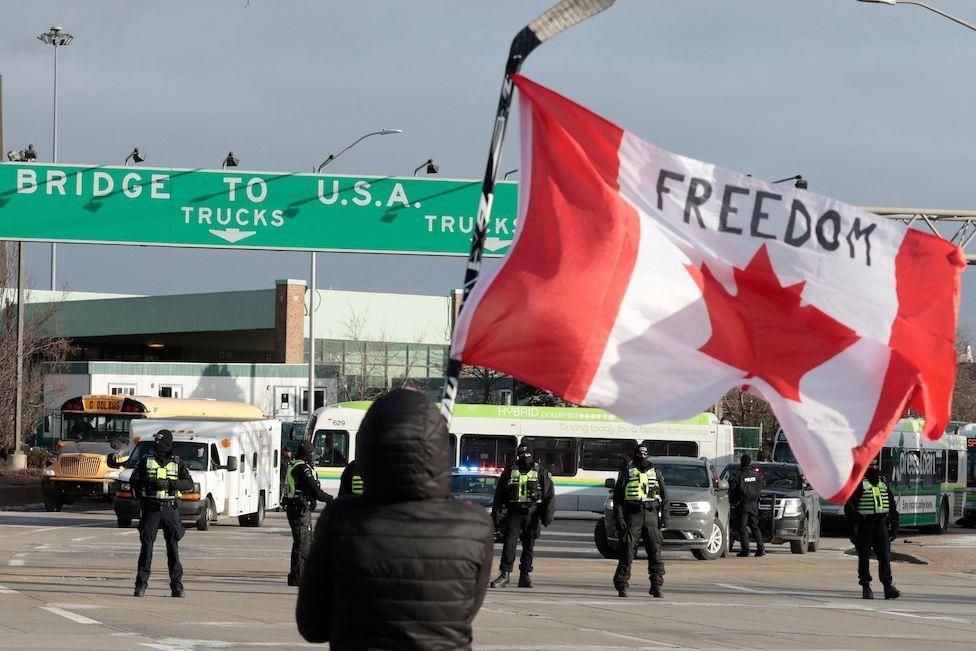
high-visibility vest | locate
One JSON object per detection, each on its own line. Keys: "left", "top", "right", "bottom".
{"left": 351, "top": 474, "right": 364, "bottom": 495}
{"left": 624, "top": 466, "right": 659, "bottom": 503}
{"left": 146, "top": 457, "right": 181, "bottom": 500}
{"left": 508, "top": 466, "right": 541, "bottom": 503}
{"left": 285, "top": 460, "right": 307, "bottom": 500}
{"left": 857, "top": 479, "right": 890, "bottom": 515}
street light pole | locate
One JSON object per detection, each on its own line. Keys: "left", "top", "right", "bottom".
{"left": 858, "top": 0, "right": 976, "bottom": 32}
{"left": 315, "top": 128, "right": 403, "bottom": 173}
{"left": 309, "top": 128, "right": 404, "bottom": 409}
{"left": 38, "top": 26, "right": 73, "bottom": 291}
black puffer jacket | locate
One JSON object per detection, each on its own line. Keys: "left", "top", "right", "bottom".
{"left": 296, "top": 389, "right": 494, "bottom": 650}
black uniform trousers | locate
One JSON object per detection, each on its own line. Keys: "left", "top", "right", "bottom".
{"left": 499, "top": 504, "right": 539, "bottom": 574}
{"left": 736, "top": 507, "right": 765, "bottom": 555}
{"left": 286, "top": 500, "right": 313, "bottom": 584}
{"left": 136, "top": 500, "right": 184, "bottom": 589}
{"left": 613, "top": 503, "right": 665, "bottom": 587}
{"left": 855, "top": 516, "right": 893, "bottom": 586}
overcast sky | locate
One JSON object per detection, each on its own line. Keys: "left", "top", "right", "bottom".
{"left": 2, "top": 1, "right": 975, "bottom": 324}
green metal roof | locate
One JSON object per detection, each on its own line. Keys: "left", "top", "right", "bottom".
{"left": 28, "top": 288, "right": 274, "bottom": 337}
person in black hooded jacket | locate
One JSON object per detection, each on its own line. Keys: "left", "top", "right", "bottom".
{"left": 296, "top": 389, "right": 494, "bottom": 650}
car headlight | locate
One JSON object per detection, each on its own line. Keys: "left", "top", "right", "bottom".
{"left": 781, "top": 498, "right": 803, "bottom": 517}
{"left": 606, "top": 497, "right": 614, "bottom": 510}
{"left": 42, "top": 469, "right": 55, "bottom": 477}
{"left": 104, "top": 469, "right": 120, "bottom": 480}
{"left": 119, "top": 482, "right": 131, "bottom": 492}
{"left": 686, "top": 501, "right": 711, "bottom": 514}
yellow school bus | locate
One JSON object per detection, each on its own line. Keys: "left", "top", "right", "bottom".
{"left": 42, "top": 395, "right": 264, "bottom": 511}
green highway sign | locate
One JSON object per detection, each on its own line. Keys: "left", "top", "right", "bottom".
{"left": 0, "top": 163, "right": 519, "bottom": 255}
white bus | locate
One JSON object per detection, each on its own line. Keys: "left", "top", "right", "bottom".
{"left": 773, "top": 419, "right": 967, "bottom": 532}
{"left": 308, "top": 402, "right": 734, "bottom": 512}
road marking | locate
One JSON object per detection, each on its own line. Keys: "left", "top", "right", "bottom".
{"left": 714, "top": 582, "right": 769, "bottom": 594}
{"left": 576, "top": 627, "right": 674, "bottom": 646}
{"left": 0, "top": 585, "right": 19, "bottom": 594}
{"left": 40, "top": 605, "right": 103, "bottom": 625}
{"left": 49, "top": 603, "right": 104, "bottom": 610}
{"left": 143, "top": 640, "right": 317, "bottom": 649}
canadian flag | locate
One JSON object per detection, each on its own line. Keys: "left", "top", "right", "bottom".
{"left": 452, "top": 75, "right": 965, "bottom": 503}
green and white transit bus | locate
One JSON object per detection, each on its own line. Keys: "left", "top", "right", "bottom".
{"left": 773, "top": 419, "right": 967, "bottom": 532}
{"left": 307, "top": 402, "right": 735, "bottom": 512}
{"left": 961, "top": 424, "right": 976, "bottom": 526}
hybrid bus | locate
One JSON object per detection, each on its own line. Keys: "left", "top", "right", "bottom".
{"left": 772, "top": 419, "right": 967, "bottom": 532}
{"left": 308, "top": 401, "right": 735, "bottom": 511}
{"left": 43, "top": 394, "right": 265, "bottom": 511}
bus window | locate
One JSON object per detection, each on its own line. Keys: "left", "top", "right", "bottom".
{"left": 210, "top": 444, "right": 221, "bottom": 469}
{"left": 313, "top": 430, "right": 350, "bottom": 467}
{"left": 948, "top": 450, "right": 959, "bottom": 483}
{"left": 968, "top": 438, "right": 976, "bottom": 487}
{"left": 459, "top": 435, "right": 516, "bottom": 469}
{"left": 580, "top": 439, "right": 637, "bottom": 471}
{"left": 522, "top": 437, "right": 578, "bottom": 477}
{"left": 643, "top": 439, "right": 698, "bottom": 458}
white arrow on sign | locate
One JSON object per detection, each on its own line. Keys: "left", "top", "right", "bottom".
{"left": 484, "top": 237, "right": 512, "bottom": 252}
{"left": 210, "top": 228, "right": 257, "bottom": 244}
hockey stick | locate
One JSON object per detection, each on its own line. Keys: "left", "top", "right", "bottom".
{"left": 440, "top": 0, "right": 616, "bottom": 424}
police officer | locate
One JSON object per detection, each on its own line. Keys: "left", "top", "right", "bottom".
{"left": 490, "top": 445, "right": 554, "bottom": 589}
{"left": 284, "top": 440, "right": 333, "bottom": 586}
{"left": 130, "top": 429, "right": 193, "bottom": 597}
{"left": 845, "top": 463, "right": 900, "bottom": 600}
{"left": 612, "top": 444, "right": 669, "bottom": 598}
{"left": 338, "top": 459, "right": 364, "bottom": 496}
{"left": 729, "top": 454, "right": 766, "bottom": 557}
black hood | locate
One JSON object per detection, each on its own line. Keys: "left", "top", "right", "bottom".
{"left": 357, "top": 389, "right": 451, "bottom": 503}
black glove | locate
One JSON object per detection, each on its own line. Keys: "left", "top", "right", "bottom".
{"left": 614, "top": 517, "right": 627, "bottom": 536}
{"left": 848, "top": 525, "right": 858, "bottom": 546}
{"left": 888, "top": 524, "right": 898, "bottom": 542}
{"left": 659, "top": 517, "right": 670, "bottom": 531}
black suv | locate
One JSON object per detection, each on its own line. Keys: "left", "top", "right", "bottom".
{"left": 721, "top": 461, "right": 821, "bottom": 554}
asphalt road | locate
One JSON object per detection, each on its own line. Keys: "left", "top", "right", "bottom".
{"left": 0, "top": 506, "right": 974, "bottom": 650}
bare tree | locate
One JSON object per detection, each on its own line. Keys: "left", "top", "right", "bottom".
{"left": 0, "top": 243, "right": 72, "bottom": 452}
{"left": 461, "top": 365, "right": 510, "bottom": 404}
{"left": 324, "top": 311, "right": 438, "bottom": 401}
{"left": 951, "top": 323, "right": 976, "bottom": 423}
{"left": 716, "top": 387, "right": 780, "bottom": 450}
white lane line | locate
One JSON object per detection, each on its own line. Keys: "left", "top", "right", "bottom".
{"left": 0, "top": 586, "right": 19, "bottom": 594}
{"left": 40, "top": 605, "right": 103, "bottom": 625}
{"left": 143, "top": 640, "right": 318, "bottom": 649}
{"left": 576, "top": 627, "right": 675, "bottom": 647}
{"left": 714, "top": 582, "right": 769, "bottom": 594}
{"left": 49, "top": 603, "right": 104, "bottom": 610}
{"left": 8, "top": 560, "right": 25, "bottom": 566}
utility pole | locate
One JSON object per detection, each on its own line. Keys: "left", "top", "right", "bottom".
{"left": 0, "top": 73, "right": 28, "bottom": 469}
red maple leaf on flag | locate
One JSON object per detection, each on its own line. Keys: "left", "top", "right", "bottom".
{"left": 689, "top": 244, "right": 860, "bottom": 402}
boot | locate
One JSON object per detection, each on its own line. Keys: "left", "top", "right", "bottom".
{"left": 287, "top": 576, "right": 299, "bottom": 587}
{"left": 736, "top": 551, "right": 750, "bottom": 557}
{"left": 518, "top": 572, "right": 533, "bottom": 588}
{"left": 862, "top": 584, "right": 874, "bottom": 600}
{"left": 649, "top": 583, "right": 662, "bottom": 598}
{"left": 490, "top": 571, "right": 510, "bottom": 588}
{"left": 171, "top": 586, "right": 185, "bottom": 598}
{"left": 133, "top": 585, "right": 146, "bottom": 598}
{"left": 883, "top": 584, "right": 901, "bottom": 600}
{"left": 616, "top": 583, "right": 628, "bottom": 598}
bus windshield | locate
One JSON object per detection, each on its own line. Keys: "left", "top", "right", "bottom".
{"left": 772, "top": 441, "right": 797, "bottom": 464}
{"left": 124, "top": 441, "right": 210, "bottom": 471}
{"left": 62, "top": 414, "right": 134, "bottom": 442}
